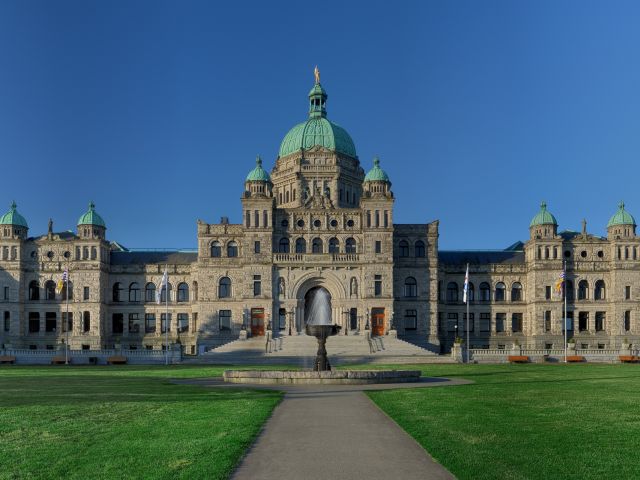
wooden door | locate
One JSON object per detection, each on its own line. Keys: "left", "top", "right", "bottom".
{"left": 371, "top": 308, "right": 385, "bottom": 336}
{"left": 251, "top": 308, "right": 265, "bottom": 336}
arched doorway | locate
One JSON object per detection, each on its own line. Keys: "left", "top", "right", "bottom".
{"left": 304, "top": 286, "right": 332, "bottom": 327}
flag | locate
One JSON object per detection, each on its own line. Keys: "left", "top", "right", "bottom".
{"left": 463, "top": 264, "right": 469, "bottom": 303}
{"left": 554, "top": 270, "right": 565, "bottom": 295}
{"left": 55, "top": 267, "right": 68, "bottom": 295}
{"left": 156, "top": 268, "right": 168, "bottom": 304}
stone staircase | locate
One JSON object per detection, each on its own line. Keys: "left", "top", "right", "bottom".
{"left": 184, "top": 333, "right": 454, "bottom": 366}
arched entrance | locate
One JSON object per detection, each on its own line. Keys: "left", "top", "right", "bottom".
{"left": 304, "top": 286, "right": 332, "bottom": 326}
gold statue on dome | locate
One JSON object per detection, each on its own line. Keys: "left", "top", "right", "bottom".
{"left": 314, "top": 65, "right": 320, "bottom": 84}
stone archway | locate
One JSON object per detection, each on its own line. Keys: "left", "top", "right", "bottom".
{"left": 292, "top": 274, "right": 344, "bottom": 334}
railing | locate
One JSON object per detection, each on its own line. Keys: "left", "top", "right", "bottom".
{"left": 467, "top": 347, "right": 638, "bottom": 363}
{"left": 1, "top": 347, "right": 181, "bottom": 364}
{"left": 273, "top": 253, "right": 359, "bottom": 263}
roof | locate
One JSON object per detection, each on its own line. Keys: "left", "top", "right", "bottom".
{"left": 0, "top": 201, "right": 28, "bottom": 228}
{"left": 607, "top": 201, "right": 636, "bottom": 227}
{"left": 529, "top": 201, "right": 558, "bottom": 227}
{"left": 439, "top": 250, "right": 525, "bottom": 265}
{"left": 110, "top": 251, "right": 197, "bottom": 265}
{"left": 364, "top": 157, "right": 390, "bottom": 183}
{"left": 246, "top": 156, "right": 271, "bottom": 182}
{"left": 78, "top": 202, "right": 106, "bottom": 228}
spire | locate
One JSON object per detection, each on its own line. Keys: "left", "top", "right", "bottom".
{"left": 308, "top": 66, "right": 327, "bottom": 119}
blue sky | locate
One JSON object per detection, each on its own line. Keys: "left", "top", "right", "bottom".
{"left": 1, "top": 0, "right": 639, "bottom": 249}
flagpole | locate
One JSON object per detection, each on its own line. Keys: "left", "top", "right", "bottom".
{"left": 466, "top": 263, "right": 470, "bottom": 364}
{"left": 564, "top": 260, "right": 567, "bottom": 364}
{"left": 65, "top": 266, "right": 69, "bottom": 365}
{"left": 165, "top": 265, "right": 169, "bottom": 366}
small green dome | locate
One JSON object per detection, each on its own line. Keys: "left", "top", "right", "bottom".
{"left": 364, "top": 157, "right": 390, "bottom": 182}
{"left": 77, "top": 202, "right": 106, "bottom": 228}
{"left": 246, "top": 156, "right": 271, "bottom": 182}
{"left": 530, "top": 202, "right": 558, "bottom": 227}
{"left": 0, "top": 201, "right": 28, "bottom": 228}
{"left": 607, "top": 201, "right": 636, "bottom": 227}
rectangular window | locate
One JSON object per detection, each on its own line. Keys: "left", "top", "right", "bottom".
{"left": 447, "top": 313, "right": 458, "bottom": 332}
{"left": 279, "top": 308, "right": 287, "bottom": 330}
{"left": 3, "top": 286, "right": 8, "bottom": 300}
{"left": 145, "top": 314, "right": 156, "bottom": 333}
{"left": 128, "top": 313, "right": 140, "bottom": 334}
{"left": 512, "top": 313, "right": 523, "bottom": 333}
{"left": 480, "top": 313, "right": 490, "bottom": 332}
{"left": 82, "top": 344, "right": 90, "bottom": 350}
{"left": 3, "top": 311, "right": 9, "bottom": 332}
{"left": 83, "top": 286, "right": 90, "bottom": 301}
{"left": 161, "top": 313, "right": 171, "bottom": 333}
{"left": 254, "top": 241, "right": 261, "bottom": 254}
{"left": 263, "top": 210, "right": 268, "bottom": 228}
{"left": 374, "top": 275, "right": 382, "bottom": 297}
{"left": 462, "top": 313, "right": 474, "bottom": 332}
{"left": 578, "top": 312, "right": 589, "bottom": 332}
{"left": 624, "top": 310, "right": 631, "bottom": 331}
{"left": 62, "top": 312, "right": 73, "bottom": 332}
{"left": 564, "top": 311, "right": 574, "bottom": 332}
{"left": 595, "top": 312, "right": 605, "bottom": 332}
{"left": 375, "top": 241, "right": 381, "bottom": 254}
{"left": 495, "top": 313, "right": 506, "bottom": 333}
{"left": 545, "top": 286, "right": 551, "bottom": 300}
{"left": 253, "top": 275, "right": 261, "bottom": 296}
{"left": 29, "top": 312, "right": 40, "bottom": 333}
{"left": 112, "top": 313, "right": 124, "bottom": 334}
{"left": 544, "top": 311, "right": 552, "bottom": 332}
{"left": 83, "top": 311, "right": 90, "bottom": 332}
{"left": 254, "top": 210, "right": 259, "bottom": 228}
{"left": 45, "top": 312, "right": 56, "bottom": 332}
{"left": 219, "top": 310, "right": 231, "bottom": 331}
{"left": 625, "top": 286, "right": 631, "bottom": 300}
{"left": 177, "top": 313, "right": 189, "bottom": 333}
{"left": 404, "top": 309, "right": 417, "bottom": 330}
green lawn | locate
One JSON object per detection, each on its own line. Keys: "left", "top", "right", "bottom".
{"left": 0, "top": 365, "right": 283, "bottom": 480}
{"left": 366, "top": 364, "right": 640, "bottom": 480}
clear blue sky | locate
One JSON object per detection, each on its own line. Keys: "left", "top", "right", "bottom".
{"left": 1, "top": 0, "right": 639, "bottom": 250}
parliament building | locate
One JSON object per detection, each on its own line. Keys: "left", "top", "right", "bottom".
{"left": 1, "top": 75, "right": 638, "bottom": 355}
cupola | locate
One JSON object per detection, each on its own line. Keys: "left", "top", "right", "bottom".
{"left": 529, "top": 202, "right": 557, "bottom": 239}
{"left": 363, "top": 157, "right": 392, "bottom": 197}
{"left": 77, "top": 202, "right": 106, "bottom": 239}
{"left": 607, "top": 201, "right": 636, "bottom": 239}
{"left": 244, "top": 156, "right": 273, "bottom": 197}
{"left": 0, "top": 201, "right": 28, "bottom": 239}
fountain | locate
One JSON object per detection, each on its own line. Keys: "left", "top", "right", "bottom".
{"left": 305, "top": 287, "right": 341, "bottom": 371}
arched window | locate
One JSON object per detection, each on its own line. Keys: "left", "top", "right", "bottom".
{"left": 145, "top": 282, "right": 156, "bottom": 302}
{"left": 227, "top": 241, "right": 238, "bottom": 257}
{"left": 328, "top": 237, "right": 339, "bottom": 253}
{"left": 177, "top": 282, "right": 189, "bottom": 302}
{"left": 479, "top": 282, "right": 490, "bottom": 301}
{"left": 495, "top": 282, "right": 506, "bottom": 302}
{"left": 210, "top": 241, "right": 221, "bottom": 257}
{"left": 295, "top": 237, "right": 306, "bottom": 253}
{"left": 399, "top": 240, "right": 409, "bottom": 257}
{"left": 415, "top": 241, "right": 425, "bottom": 257}
{"left": 578, "top": 280, "right": 589, "bottom": 300}
{"left": 312, "top": 238, "right": 323, "bottom": 254}
{"left": 28, "top": 280, "right": 40, "bottom": 300}
{"left": 466, "top": 282, "right": 475, "bottom": 302}
{"left": 594, "top": 280, "right": 606, "bottom": 300}
{"left": 446, "top": 282, "right": 459, "bottom": 302}
{"left": 44, "top": 280, "right": 56, "bottom": 300}
{"left": 219, "top": 277, "right": 231, "bottom": 298}
{"left": 278, "top": 237, "right": 290, "bottom": 253}
{"left": 129, "top": 282, "right": 140, "bottom": 302}
{"left": 160, "top": 283, "right": 172, "bottom": 303}
{"left": 112, "top": 282, "right": 123, "bottom": 302}
{"left": 345, "top": 237, "right": 356, "bottom": 254}
{"left": 565, "top": 280, "right": 574, "bottom": 301}
{"left": 404, "top": 277, "right": 417, "bottom": 297}
{"left": 511, "top": 282, "right": 523, "bottom": 302}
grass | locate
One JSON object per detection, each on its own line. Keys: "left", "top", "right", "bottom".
{"left": 366, "top": 364, "right": 640, "bottom": 480}
{"left": 0, "top": 365, "right": 284, "bottom": 480}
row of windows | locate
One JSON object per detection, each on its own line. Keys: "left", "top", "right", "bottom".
{"left": 28, "top": 281, "right": 76, "bottom": 301}
{"left": 545, "top": 280, "right": 607, "bottom": 301}
{"left": 398, "top": 241, "right": 425, "bottom": 258}
{"left": 442, "top": 282, "right": 523, "bottom": 303}
{"left": 112, "top": 282, "right": 195, "bottom": 303}
{"left": 27, "top": 311, "right": 91, "bottom": 333}
{"left": 541, "top": 310, "right": 622, "bottom": 332}
{"left": 111, "top": 313, "right": 193, "bottom": 334}
{"left": 441, "top": 312, "right": 524, "bottom": 333}
{"left": 276, "top": 237, "right": 357, "bottom": 254}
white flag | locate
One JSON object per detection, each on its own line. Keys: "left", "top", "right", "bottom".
{"left": 463, "top": 264, "right": 469, "bottom": 303}
{"left": 156, "top": 268, "right": 168, "bottom": 304}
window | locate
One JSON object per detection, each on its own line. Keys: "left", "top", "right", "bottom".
{"left": 62, "top": 312, "right": 73, "bottom": 332}
{"left": 375, "top": 241, "right": 381, "bottom": 254}
{"left": 45, "top": 312, "right": 56, "bottom": 332}
{"left": 211, "top": 241, "right": 221, "bottom": 257}
{"left": 350, "top": 308, "right": 358, "bottom": 330}
{"left": 83, "top": 311, "right": 90, "bottom": 332}
{"left": 595, "top": 312, "right": 605, "bottom": 332}
{"left": 495, "top": 313, "right": 506, "bottom": 333}
{"left": 345, "top": 238, "right": 356, "bottom": 254}
{"left": 594, "top": 280, "right": 606, "bottom": 300}
{"left": 404, "top": 277, "right": 417, "bottom": 298}
{"left": 219, "top": 310, "right": 231, "bottom": 331}
{"left": 295, "top": 238, "right": 306, "bottom": 253}
{"left": 312, "top": 238, "right": 323, "bottom": 254}
{"left": 254, "top": 241, "right": 261, "bottom": 254}
{"left": 512, "top": 313, "right": 523, "bottom": 333}
{"left": 177, "top": 313, "right": 189, "bottom": 333}
{"left": 545, "top": 285, "right": 551, "bottom": 300}
{"left": 227, "top": 241, "right": 238, "bottom": 257}
{"left": 29, "top": 281, "right": 40, "bottom": 300}
{"left": 145, "top": 313, "right": 156, "bottom": 333}
{"left": 399, "top": 240, "right": 409, "bottom": 257}
{"left": 253, "top": 275, "right": 261, "bottom": 296}
{"left": 415, "top": 241, "right": 425, "bottom": 257}
{"left": 128, "top": 313, "right": 141, "bottom": 334}
{"left": 566, "top": 280, "right": 574, "bottom": 301}
{"left": 278, "top": 308, "right": 287, "bottom": 330}
{"left": 3, "top": 311, "right": 9, "bottom": 332}
{"left": 45, "top": 280, "right": 56, "bottom": 300}
{"left": 578, "top": 312, "right": 589, "bottom": 332}
{"left": 544, "top": 311, "right": 552, "bottom": 332}
{"left": 60, "top": 281, "right": 73, "bottom": 300}
{"left": 625, "top": 286, "right": 631, "bottom": 300}
{"left": 511, "top": 282, "right": 522, "bottom": 301}
{"left": 578, "top": 280, "right": 588, "bottom": 300}
{"left": 374, "top": 275, "right": 382, "bottom": 297}
{"left": 624, "top": 311, "right": 631, "bottom": 331}
{"left": 495, "top": 282, "right": 506, "bottom": 302}
{"left": 161, "top": 313, "right": 171, "bottom": 333}
{"left": 177, "top": 283, "right": 189, "bottom": 302}
{"left": 3, "top": 286, "right": 8, "bottom": 300}
{"left": 129, "top": 282, "right": 140, "bottom": 302}
{"left": 83, "top": 286, "right": 90, "bottom": 301}
{"left": 466, "top": 282, "right": 475, "bottom": 302}
{"left": 447, "top": 313, "right": 458, "bottom": 332}
{"left": 328, "top": 237, "right": 339, "bottom": 253}
{"left": 160, "top": 283, "right": 172, "bottom": 303}
{"left": 112, "top": 282, "right": 123, "bottom": 302}
{"left": 278, "top": 238, "right": 290, "bottom": 253}
{"left": 145, "top": 283, "right": 156, "bottom": 302}
{"left": 479, "top": 282, "right": 490, "bottom": 302}
{"left": 404, "top": 309, "right": 417, "bottom": 330}
{"left": 564, "top": 311, "right": 574, "bottom": 332}
{"left": 219, "top": 277, "right": 231, "bottom": 298}
{"left": 446, "top": 282, "right": 458, "bottom": 303}
{"left": 28, "top": 312, "right": 40, "bottom": 333}
{"left": 112, "top": 314, "right": 124, "bottom": 334}
{"left": 480, "top": 313, "right": 490, "bottom": 332}
{"left": 463, "top": 312, "right": 475, "bottom": 332}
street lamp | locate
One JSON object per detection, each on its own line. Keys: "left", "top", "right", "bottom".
{"left": 365, "top": 308, "right": 370, "bottom": 330}
{"left": 343, "top": 309, "right": 349, "bottom": 335}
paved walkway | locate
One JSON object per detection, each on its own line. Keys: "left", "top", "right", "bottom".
{"left": 176, "top": 378, "right": 470, "bottom": 480}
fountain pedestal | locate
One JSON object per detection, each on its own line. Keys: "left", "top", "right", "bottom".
{"left": 305, "top": 324, "right": 341, "bottom": 371}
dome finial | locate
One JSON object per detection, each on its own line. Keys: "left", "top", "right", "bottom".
{"left": 619, "top": 201, "right": 625, "bottom": 210}
{"left": 540, "top": 201, "right": 547, "bottom": 210}
{"left": 314, "top": 65, "right": 320, "bottom": 84}
{"left": 256, "top": 155, "right": 262, "bottom": 166}
{"left": 89, "top": 201, "right": 95, "bottom": 210}
{"left": 10, "top": 200, "right": 16, "bottom": 210}
{"left": 374, "top": 156, "right": 380, "bottom": 167}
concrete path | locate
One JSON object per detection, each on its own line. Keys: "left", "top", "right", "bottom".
{"left": 175, "top": 378, "right": 468, "bottom": 480}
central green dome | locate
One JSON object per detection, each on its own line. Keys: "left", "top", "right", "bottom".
{"left": 278, "top": 74, "right": 357, "bottom": 159}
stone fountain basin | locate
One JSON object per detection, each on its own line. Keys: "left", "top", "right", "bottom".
{"left": 223, "top": 370, "right": 421, "bottom": 385}
{"left": 305, "top": 324, "right": 342, "bottom": 337}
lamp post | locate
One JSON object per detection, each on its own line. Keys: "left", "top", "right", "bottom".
{"left": 365, "top": 308, "right": 370, "bottom": 330}
{"left": 343, "top": 309, "right": 349, "bottom": 335}
{"left": 288, "top": 309, "right": 293, "bottom": 336}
